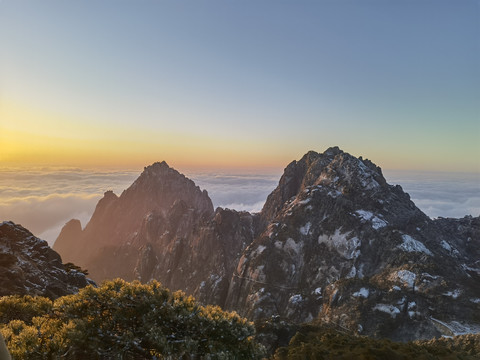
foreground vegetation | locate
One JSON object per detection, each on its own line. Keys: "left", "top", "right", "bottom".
{"left": 271, "top": 324, "right": 480, "bottom": 360}
{"left": 1, "top": 280, "right": 478, "bottom": 359}
{"left": 0, "top": 279, "right": 264, "bottom": 359}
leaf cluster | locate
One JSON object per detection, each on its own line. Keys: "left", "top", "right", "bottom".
{"left": 0, "top": 279, "right": 264, "bottom": 359}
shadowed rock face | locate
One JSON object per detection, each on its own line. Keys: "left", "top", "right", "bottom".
{"left": 54, "top": 148, "right": 480, "bottom": 341}
{"left": 0, "top": 221, "right": 93, "bottom": 299}
{"left": 226, "top": 148, "right": 480, "bottom": 341}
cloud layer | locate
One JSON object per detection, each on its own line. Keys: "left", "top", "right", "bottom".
{"left": 0, "top": 167, "right": 478, "bottom": 246}
{"left": 186, "top": 171, "right": 281, "bottom": 213}
{"left": 384, "top": 170, "right": 480, "bottom": 219}
{"left": 0, "top": 168, "right": 138, "bottom": 245}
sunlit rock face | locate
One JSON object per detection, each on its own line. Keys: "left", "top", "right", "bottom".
{"left": 54, "top": 148, "right": 480, "bottom": 341}
{"left": 55, "top": 162, "right": 212, "bottom": 266}
{"left": 0, "top": 221, "right": 93, "bottom": 298}
{"left": 55, "top": 161, "right": 214, "bottom": 266}
{"left": 54, "top": 161, "right": 257, "bottom": 307}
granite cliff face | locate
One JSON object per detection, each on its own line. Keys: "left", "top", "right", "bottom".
{"left": 0, "top": 221, "right": 93, "bottom": 298}
{"left": 55, "top": 162, "right": 214, "bottom": 270}
{"left": 54, "top": 148, "right": 480, "bottom": 341}
{"left": 226, "top": 147, "right": 480, "bottom": 340}
{"left": 54, "top": 161, "right": 258, "bottom": 306}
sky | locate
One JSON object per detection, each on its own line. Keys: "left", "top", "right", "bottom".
{"left": 0, "top": 0, "right": 479, "bottom": 171}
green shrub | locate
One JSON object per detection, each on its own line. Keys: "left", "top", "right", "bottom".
{"left": 0, "top": 279, "right": 265, "bottom": 359}
{"left": 272, "top": 325, "right": 480, "bottom": 360}
{"left": 0, "top": 295, "right": 53, "bottom": 325}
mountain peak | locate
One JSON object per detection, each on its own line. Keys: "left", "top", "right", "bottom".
{"left": 261, "top": 147, "right": 387, "bottom": 222}
{"left": 129, "top": 162, "right": 213, "bottom": 214}
{"left": 146, "top": 160, "right": 170, "bottom": 170}
{"left": 55, "top": 160, "right": 215, "bottom": 271}
{"left": 140, "top": 161, "right": 175, "bottom": 179}
{"left": 300, "top": 146, "right": 343, "bottom": 163}
{"left": 325, "top": 145, "right": 342, "bottom": 155}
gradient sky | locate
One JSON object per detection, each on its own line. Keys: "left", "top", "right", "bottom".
{"left": 1, "top": 0, "right": 479, "bottom": 171}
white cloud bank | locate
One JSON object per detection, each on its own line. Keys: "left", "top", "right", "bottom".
{"left": 0, "top": 167, "right": 477, "bottom": 246}
{"left": 384, "top": 170, "right": 480, "bottom": 219}
{"left": 186, "top": 171, "right": 280, "bottom": 214}
{"left": 0, "top": 168, "right": 138, "bottom": 245}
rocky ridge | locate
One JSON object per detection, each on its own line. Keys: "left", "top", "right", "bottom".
{"left": 226, "top": 147, "right": 480, "bottom": 341}
{"left": 0, "top": 221, "right": 94, "bottom": 298}
{"left": 55, "top": 161, "right": 258, "bottom": 306}
{"left": 54, "top": 147, "right": 480, "bottom": 341}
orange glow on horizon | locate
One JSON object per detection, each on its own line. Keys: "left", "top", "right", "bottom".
{"left": 1, "top": 100, "right": 478, "bottom": 174}
{"left": 0, "top": 100, "right": 293, "bottom": 170}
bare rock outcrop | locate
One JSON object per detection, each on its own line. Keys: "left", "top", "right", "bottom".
{"left": 0, "top": 221, "right": 93, "bottom": 298}
{"left": 54, "top": 148, "right": 480, "bottom": 341}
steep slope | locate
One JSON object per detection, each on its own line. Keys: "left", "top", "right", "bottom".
{"left": 225, "top": 147, "right": 480, "bottom": 341}
{"left": 54, "top": 161, "right": 257, "bottom": 307}
{"left": 54, "top": 148, "right": 480, "bottom": 341}
{"left": 0, "top": 221, "right": 93, "bottom": 298}
{"left": 55, "top": 161, "right": 214, "bottom": 268}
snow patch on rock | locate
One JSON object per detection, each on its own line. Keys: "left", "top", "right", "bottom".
{"left": 255, "top": 245, "right": 266, "bottom": 256}
{"left": 389, "top": 269, "right": 417, "bottom": 288}
{"left": 373, "top": 304, "right": 400, "bottom": 318}
{"left": 357, "top": 160, "right": 380, "bottom": 190}
{"left": 441, "top": 240, "right": 452, "bottom": 252}
{"left": 298, "top": 198, "right": 311, "bottom": 205}
{"left": 288, "top": 294, "right": 303, "bottom": 305}
{"left": 318, "top": 229, "right": 361, "bottom": 260}
{"left": 398, "top": 234, "right": 432, "bottom": 256}
{"left": 353, "top": 287, "right": 369, "bottom": 298}
{"left": 346, "top": 266, "right": 357, "bottom": 279}
{"left": 462, "top": 264, "right": 480, "bottom": 275}
{"left": 284, "top": 238, "right": 302, "bottom": 255}
{"left": 299, "top": 222, "right": 311, "bottom": 236}
{"left": 327, "top": 190, "right": 342, "bottom": 198}
{"left": 355, "top": 210, "right": 387, "bottom": 230}
{"left": 443, "top": 289, "right": 461, "bottom": 299}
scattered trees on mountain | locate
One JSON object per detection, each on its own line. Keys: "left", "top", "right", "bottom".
{"left": 0, "top": 279, "right": 264, "bottom": 359}
{"left": 272, "top": 324, "right": 480, "bottom": 360}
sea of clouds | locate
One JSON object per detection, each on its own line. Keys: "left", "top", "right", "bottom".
{"left": 0, "top": 167, "right": 478, "bottom": 246}
{"left": 0, "top": 168, "right": 138, "bottom": 245}
{"left": 384, "top": 170, "right": 480, "bottom": 219}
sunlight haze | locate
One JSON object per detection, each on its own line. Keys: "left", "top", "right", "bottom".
{"left": 0, "top": 0, "right": 478, "bottom": 172}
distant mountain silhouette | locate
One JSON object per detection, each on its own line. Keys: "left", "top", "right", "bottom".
{"left": 54, "top": 147, "right": 480, "bottom": 341}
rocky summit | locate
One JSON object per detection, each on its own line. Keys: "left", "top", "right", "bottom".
{"left": 226, "top": 147, "right": 480, "bottom": 341}
{"left": 0, "top": 221, "right": 94, "bottom": 298}
{"left": 54, "top": 161, "right": 256, "bottom": 306}
{"left": 54, "top": 147, "right": 480, "bottom": 341}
